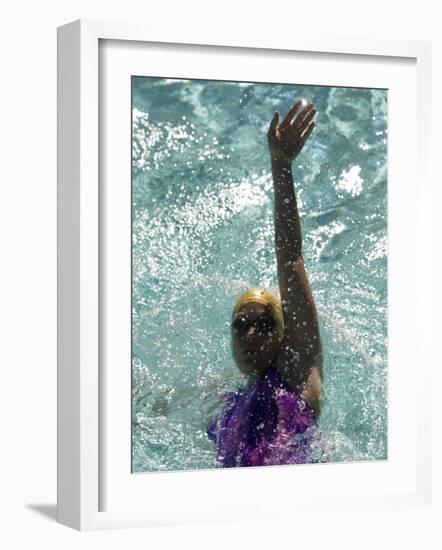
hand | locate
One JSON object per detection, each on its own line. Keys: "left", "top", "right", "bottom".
{"left": 267, "top": 99, "right": 316, "bottom": 166}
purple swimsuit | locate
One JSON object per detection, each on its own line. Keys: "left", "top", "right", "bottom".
{"left": 208, "top": 367, "right": 323, "bottom": 467}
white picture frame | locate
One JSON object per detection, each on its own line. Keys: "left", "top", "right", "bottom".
{"left": 57, "top": 19, "right": 432, "bottom": 531}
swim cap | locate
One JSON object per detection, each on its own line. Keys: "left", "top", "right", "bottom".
{"left": 232, "top": 288, "right": 284, "bottom": 336}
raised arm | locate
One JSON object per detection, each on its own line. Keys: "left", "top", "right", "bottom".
{"left": 267, "top": 99, "right": 323, "bottom": 416}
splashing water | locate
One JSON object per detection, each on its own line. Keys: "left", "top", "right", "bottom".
{"left": 131, "top": 78, "right": 388, "bottom": 472}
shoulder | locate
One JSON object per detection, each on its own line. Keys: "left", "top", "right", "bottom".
{"left": 273, "top": 336, "right": 303, "bottom": 387}
{"left": 300, "top": 367, "right": 323, "bottom": 418}
{"left": 273, "top": 337, "right": 323, "bottom": 417}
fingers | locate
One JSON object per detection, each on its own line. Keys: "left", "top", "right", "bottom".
{"left": 297, "top": 105, "right": 316, "bottom": 130}
{"left": 267, "top": 111, "right": 279, "bottom": 139}
{"left": 292, "top": 103, "right": 316, "bottom": 136}
{"left": 279, "top": 99, "right": 302, "bottom": 130}
{"left": 268, "top": 100, "right": 316, "bottom": 158}
{"left": 270, "top": 111, "right": 279, "bottom": 132}
{"left": 300, "top": 121, "right": 315, "bottom": 145}
{"left": 280, "top": 99, "right": 316, "bottom": 136}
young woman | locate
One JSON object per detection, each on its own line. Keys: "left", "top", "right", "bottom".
{"left": 208, "top": 99, "right": 324, "bottom": 467}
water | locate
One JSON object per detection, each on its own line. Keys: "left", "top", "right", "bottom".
{"left": 131, "top": 77, "right": 388, "bottom": 472}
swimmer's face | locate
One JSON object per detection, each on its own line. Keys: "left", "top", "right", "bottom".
{"left": 231, "top": 302, "right": 283, "bottom": 377}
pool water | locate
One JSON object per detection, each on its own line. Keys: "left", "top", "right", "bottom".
{"left": 131, "top": 77, "right": 388, "bottom": 472}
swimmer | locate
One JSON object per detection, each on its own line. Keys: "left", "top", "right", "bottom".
{"left": 208, "top": 99, "right": 324, "bottom": 467}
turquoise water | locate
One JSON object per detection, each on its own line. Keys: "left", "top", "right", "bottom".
{"left": 131, "top": 77, "right": 388, "bottom": 472}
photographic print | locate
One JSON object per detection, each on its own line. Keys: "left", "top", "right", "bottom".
{"left": 131, "top": 77, "right": 387, "bottom": 472}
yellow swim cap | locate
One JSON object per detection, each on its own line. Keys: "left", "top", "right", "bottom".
{"left": 232, "top": 288, "right": 284, "bottom": 336}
